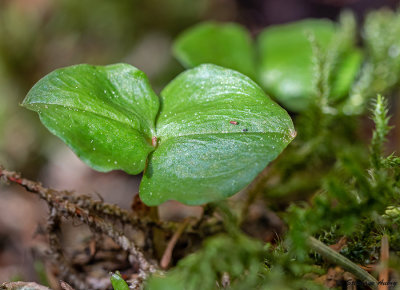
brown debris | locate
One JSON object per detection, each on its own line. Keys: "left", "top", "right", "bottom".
{"left": 329, "top": 236, "right": 347, "bottom": 252}
{"left": 59, "top": 281, "right": 75, "bottom": 290}
{"left": 160, "top": 218, "right": 191, "bottom": 269}
{"left": 325, "top": 267, "right": 344, "bottom": 288}
{"left": 343, "top": 272, "right": 357, "bottom": 290}
{"left": 0, "top": 167, "right": 158, "bottom": 289}
{"left": 379, "top": 235, "right": 389, "bottom": 290}
{"left": 0, "top": 282, "right": 51, "bottom": 290}
{"left": 1, "top": 281, "right": 75, "bottom": 290}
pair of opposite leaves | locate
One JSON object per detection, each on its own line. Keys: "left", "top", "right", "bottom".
{"left": 23, "top": 64, "right": 295, "bottom": 206}
{"left": 174, "top": 19, "right": 362, "bottom": 112}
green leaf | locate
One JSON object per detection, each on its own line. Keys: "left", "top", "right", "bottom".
{"left": 140, "top": 64, "right": 295, "bottom": 205}
{"left": 22, "top": 63, "right": 159, "bottom": 175}
{"left": 173, "top": 22, "right": 257, "bottom": 80}
{"left": 24, "top": 63, "right": 294, "bottom": 206}
{"left": 173, "top": 19, "right": 361, "bottom": 113}
{"left": 329, "top": 49, "right": 363, "bottom": 100}
{"left": 258, "top": 19, "right": 336, "bottom": 112}
{"left": 110, "top": 272, "right": 130, "bottom": 290}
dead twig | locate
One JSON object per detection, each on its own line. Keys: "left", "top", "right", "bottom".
{"left": 71, "top": 193, "right": 160, "bottom": 230}
{"left": 378, "top": 235, "right": 389, "bottom": 290}
{"left": 60, "top": 281, "right": 75, "bottom": 290}
{"left": 160, "top": 218, "right": 191, "bottom": 269}
{"left": 0, "top": 166, "right": 163, "bottom": 231}
{"left": 359, "top": 264, "right": 377, "bottom": 273}
{"left": 0, "top": 167, "right": 157, "bottom": 284}
{"left": 329, "top": 236, "right": 347, "bottom": 252}
{"left": 47, "top": 207, "right": 88, "bottom": 290}
{"left": 0, "top": 282, "right": 51, "bottom": 290}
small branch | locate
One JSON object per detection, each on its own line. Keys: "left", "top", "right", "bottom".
{"left": 71, "top": 194, "right": 160, "bottom": 230}
{"left": 359, "top": 264, "right": 377, "bottom": 273}
{"left": 47, "top": 207, "right": 88, "bottom": 290}
{"left": 0, "top": 167, "right": 161, "bottom": 230}
{"left": 378, "top": 235, "right": 389, "bottom": 290}
{"left": 60, "top": 281, "right": 75, "bottom": 290}
{"left": 329, "top": 236, "right": 347, "bottom": 252}
{"left": 0, "top": 282, "right": 51, "bottom": 290}
{"left": 160, "top": 218, "right": 191, "bottom": 269}
{"left": 0, "top": 167, "right": 157, "bottom": 278}
{"left": 307, "top": 236, "right": 378, "bottom": 289}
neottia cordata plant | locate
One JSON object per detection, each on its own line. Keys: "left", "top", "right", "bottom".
{"left": 22, "top": 63, "right": 295, "bottom": 205}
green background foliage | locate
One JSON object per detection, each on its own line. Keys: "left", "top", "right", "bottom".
{"left": 174, "top": 22, "right": 257, "bottom": 80}
{"left": 173, "top": 18, "right": 362, "bottom": 112}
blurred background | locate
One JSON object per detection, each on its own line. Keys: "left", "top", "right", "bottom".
{"left": 0, "top": 0, "right": 398, "bottom": 285}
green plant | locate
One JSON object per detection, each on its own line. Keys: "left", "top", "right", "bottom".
{"left": 173, "top": 14, "right": 362, "bottom": 112}
{"left": 110, "top": 272, "right": 129, "bottom": 290}
{"left": 2, "top": 6, "right": 400, "bottom": 290}
{"left": 22, "top": 63, "right": 294, "bottom": 205}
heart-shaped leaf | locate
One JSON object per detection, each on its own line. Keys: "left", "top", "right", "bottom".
{"left": 173, "top": 22, "right": 256, "bottom": 80}
{"left": 23, "top": 63, "right": 294, "bottom": 205}
{"left": 258, "top": 19, "right": 362, "bottom": 111}
{"left": 172, "top": 19, "right": 362, "bottom": 112}
{"left": 23, "top": 64, "right": 159, "bottom": 174}
{"left": 258, "top": 19, "right": 335, "bottom": 111}
{"left": 139, "top": 65, "right": 295, "bottom": 205}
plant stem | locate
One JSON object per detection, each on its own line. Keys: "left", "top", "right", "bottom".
{"left": 160, "top": 218, "right": 191, "bottom": 269}
{"left": 240, "top": 168, "right": 271, "bottom": 222}
{"left": 307, "top": 236, "right": 378, "bottom": 289}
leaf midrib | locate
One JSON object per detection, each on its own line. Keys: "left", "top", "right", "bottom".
{"left": 156, "top": 131, "right": 289, "bottom": 145}
{"left": 45, "top": 70, "right": 156, "bottom": 137}
{"left": 29, "top": 103, "right": 153, "bottom": 141}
